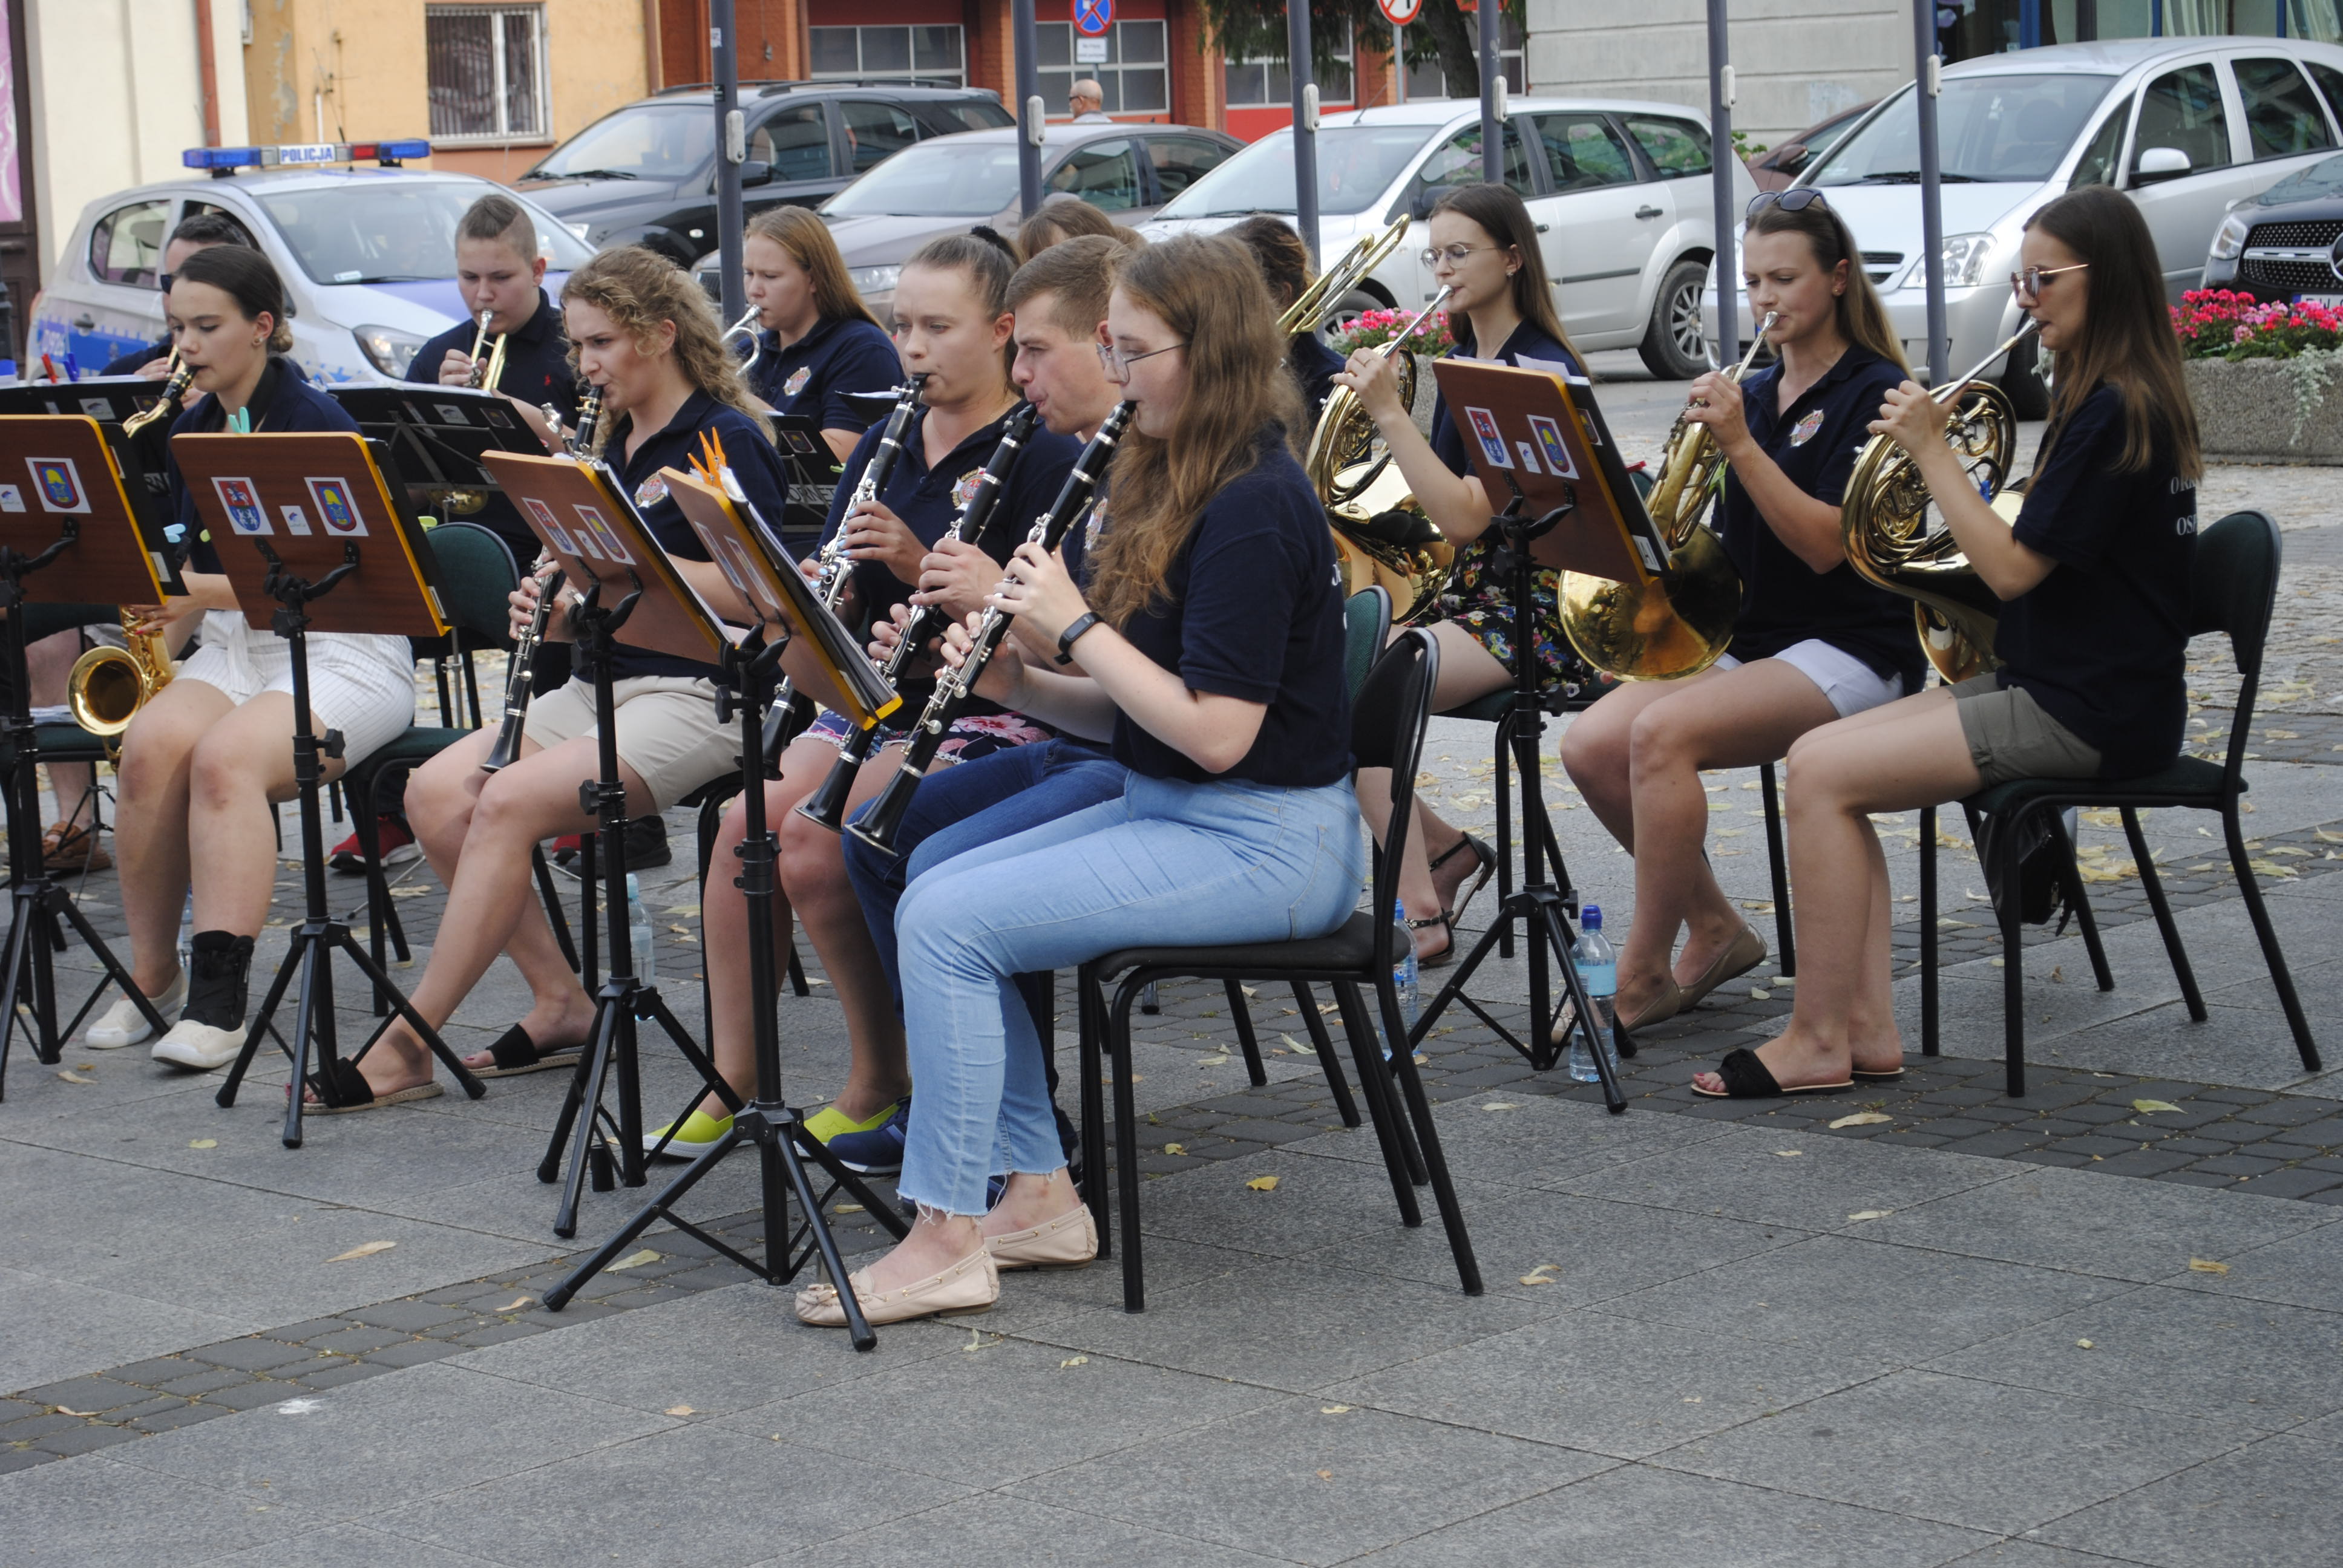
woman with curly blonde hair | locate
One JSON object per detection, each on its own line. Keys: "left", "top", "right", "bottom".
{"left": 318, "top": 246, "right": 795, "bottom": 1108}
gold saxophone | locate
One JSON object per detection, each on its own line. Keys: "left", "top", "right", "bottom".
{"left": 68, "top": 612, "right": 175, "bottom": 753}
{"left": 122, "top": 353, "right": 194, "bottom": 437}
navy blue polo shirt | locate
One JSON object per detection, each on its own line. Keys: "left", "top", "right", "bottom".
{"left": 1997, "top": 383, "right": 2196, "bottom": 777}
{"left": 1289, "top": 334, "right": 1345, "bottom": 417}
{"left": 1430, "top": 320, "right": 1581, "bottom": 477}
{"left": 1107, "top": 430, "right": 1351, "bottom": 787}
{"left": 602, "top": 391, "right": 795, "bottom": 682}
{"left": 749, "top": 313, "right": 902, "bottom": 433}
{"left": 410, "top": 289, "right": 582, "bottom": 564}
{"left": 166, "top": 357, "right": 359, "bottom": 574}
{"left": 819, "top": 404, "right": 1081, "bottom": 638}
{"left": 1719, "top": 345, "right": 1922, "bottom": 691}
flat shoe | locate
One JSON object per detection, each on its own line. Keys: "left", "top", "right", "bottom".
{"left": 86, "top": 969, "right": 187, "bottom": 1049}
{"left": 985, "top": 1204, "right": 1098, "bottom": 1271}
{"left": 803, "top": 1098, "right": 902, "bottom": 1145}
{"left": 1851, "top": 1063, "right": 1906, "bottom": 1082}
{"left": 1550, "top": 973, "right": 1681, "bottom": 1047}
{"left": 794, "top": 1246, "right": 998, "bottom": 1327}
{"left": 1690, "top": 1046, "right": 1852, "bottom": 1100}
{"left": 1678, "top": 924, "right": 1769, "bottom": 1008}
{"left": 301, "top": 1056, "right": 445, "bottom": 1114}
{"left": 470, "top": 1023, "right": 580, "bottom": 1078}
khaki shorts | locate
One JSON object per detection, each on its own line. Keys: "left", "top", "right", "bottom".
{"left": 522, "top": 675, "right": 735, "bottom": 813}
{"left": 1949, "top": 673, "right": 2102, "bottom": 786}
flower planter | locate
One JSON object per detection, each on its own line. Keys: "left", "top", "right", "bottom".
{"left": 2186, "top": 355, "right": 2343, "bottom": 466}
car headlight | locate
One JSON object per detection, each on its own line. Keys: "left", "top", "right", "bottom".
{"left": 352, "top": 325, "right": 427, "bottom": 379}
{"left": 1939, "top": 233, "right": 1996, "bottom": 290}
{"left": 848, "top": 264, "right": 901, "bottom": 299}
{"left": 2210, "top": 211, "right": 2252, "bottom": 263}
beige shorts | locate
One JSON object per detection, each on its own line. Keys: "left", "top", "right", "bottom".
{"left": 521, "top": 675, "right": 735, "bottom": 813}
{"left": 1949, "top": 673, "right": 2102, "bottom": 786}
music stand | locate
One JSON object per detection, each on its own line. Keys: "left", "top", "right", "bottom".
{"left": 0, "top": 415, "right": 183, "bottom": 1094}
{"left": 1405, "top": 361, "right": 1649, "bottom": 1109}
{"left": 542, "top": 465, "right": 906, "bottom": 1344}
{"left": 328, "top": 384, "right": 550, "bottom": 523}
{"left": 172, "top": 430, "right": 490, "bottom": 1145}
{"left": 764, "top": 411, "right": 839, "bottom": 551}
{"left": 479, "top": 448, "right": 738, "bottom": 1237}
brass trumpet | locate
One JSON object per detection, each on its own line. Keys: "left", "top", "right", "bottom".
{"left": 122, "top": 353, "right": 194, "bottom": 437}
{"left": 464, "top": 309, "right": 510, "bottom": 392}
{"left": 721, "top": 305, "right": 762, "bottom": 378}
{"left": 68, "top": 611, "right": 175, "bottom": 753}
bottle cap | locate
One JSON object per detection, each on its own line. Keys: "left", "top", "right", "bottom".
{"left": 626, "top": 872, "right": 640, "bottom": 900}
{"left": 1582, "top": 904, "right": 1602, "bottom": 930}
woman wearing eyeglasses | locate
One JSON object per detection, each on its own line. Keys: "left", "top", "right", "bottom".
{"left": 1691, "top": 184, "right": 2201, "bottom": 1099}
{"left": 1558, "top": 190, "right": 1921, "bottom": 1042}
{"left": 1333, "top": 181, "right": 1582, "bottom": 967}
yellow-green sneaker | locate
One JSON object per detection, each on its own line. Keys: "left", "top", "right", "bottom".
{"left": 642, "top": 1109, "right": 732, "bottom": 1159}
{"left": 802, "top": 1098, "right": 903, "bottom": 1146}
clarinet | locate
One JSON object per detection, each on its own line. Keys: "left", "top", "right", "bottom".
{"left": 795, "top": 400, "right": 1041, "bottom": 831}
{"left": 481, "top": 387, "right": 603, "bottom": 772}
{"left": 849, "top": 399, "right": 1133, "bottom": 856}
{"left": 758, "top": 374, "right": 926, "bottom": 766}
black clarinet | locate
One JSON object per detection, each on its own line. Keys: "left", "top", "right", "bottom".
{"left": 759, "top": 376, "right": 926, "bottom": 766}
{"left": 482, "top": 387, "right": 603, "bottom": 772}
{"left": 795, "top": 401, "right": 1042, "bottom": 831}
{"left": 850, "top": 399, "right": 1133, "bottom": 856}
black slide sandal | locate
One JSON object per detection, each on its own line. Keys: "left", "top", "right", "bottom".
{"left": 471, "top": 1023, "right": 582, "bottom": 1079}
{"left": 301, "top": 1057, "right": 444, "bottom": 1114}
{"left": 1691, "top": 1047, "right": 1853, "bottom": 1100}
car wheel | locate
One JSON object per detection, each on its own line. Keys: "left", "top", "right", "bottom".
{"left": 1999, "top": 330, "right": 2050, "bottom": 420}
{"left": 1312, "top": 287, "right": 1387, "bottom": 347}
{"left": 1639, "top": 257, "right": 1711, "bottom": 381}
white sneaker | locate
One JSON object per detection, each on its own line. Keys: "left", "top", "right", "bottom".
{"left": 151, "top": 1018, "right": 247, "bottom": 1072}
{"left": 85, "top": 970, "right": 188, "bottom": 1049}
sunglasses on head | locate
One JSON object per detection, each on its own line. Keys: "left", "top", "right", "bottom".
{"left": 1746, "top": 189, "right": 1829, "bottom": 217}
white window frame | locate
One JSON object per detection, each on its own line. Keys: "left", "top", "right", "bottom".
{"left": 1038, "top": 19, "right": 1171, "bottom": 120}
{"left": 1225, "top": 19, "right": 1355, "bottom": 109}
{"left": 425, "top": 3, "right": 552, "bottom": 145}
{"left": 807, "top": 25, "right": 968, "bottom": 88}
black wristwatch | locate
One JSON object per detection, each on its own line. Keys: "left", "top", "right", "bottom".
{"left": 1055, "top": 611, "right": 1101, "bottom": 665}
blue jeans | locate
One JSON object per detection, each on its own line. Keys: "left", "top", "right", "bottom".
{"left": 894, "top": 773, "right": 1365, "bottom": 1215}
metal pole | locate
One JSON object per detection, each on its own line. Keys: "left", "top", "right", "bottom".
{"left": 1706, "top": 0, "right": 1737, "bottom": 366}
{"left": 1394, "top": 21, "right": 1404, "bottom": 106}
{"left": 1290, "top": 0, "right": 1320, "bottom": 269}
{"left": 1915, "top": 0, "right": 1947, "bottom": 381}
{"left": 1478, "top": 2, "right": 1501, "bottom": 183}
{"left": 1014, "top": 0, "right": 1044, "bottom": 218}
{"left": 712, "top": 0, "right": 746, "bottom": 327}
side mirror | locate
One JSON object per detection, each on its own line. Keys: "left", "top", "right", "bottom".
{"left": 739, "top": 160, "right": 773, "bottom": 188}
{"left": 2133, "top": 146, "right": 2192, "bottom": 184}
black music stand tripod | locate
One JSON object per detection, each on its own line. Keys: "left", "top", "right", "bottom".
{"left": 536, "top": 577, "right": 734, "bottom": 1238}
{"left": 543, "top": 632, "right": 902, "bottom": 1345}
{"left": 215, "top": 542, "right": 488, "bottom": 1145}
{"left": 1407, "top": 489, "right": 1630, "bottom": 1112}
{"left": 0, "top": 531, "right": 168, "bottom": 1097}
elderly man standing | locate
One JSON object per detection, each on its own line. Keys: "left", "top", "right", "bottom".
{"left": 1068, "top": 79, "right": 1112, "bottom": 121}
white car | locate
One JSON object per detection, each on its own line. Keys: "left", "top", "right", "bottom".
{"left": 28, "top": 142, "right": 595, "bottom": 385}
{"left": 1140, "top": 99, "right": 1758, "bottom": 379}
{"left": 1717, "top": 38, "right": 2343, "bottom": 414}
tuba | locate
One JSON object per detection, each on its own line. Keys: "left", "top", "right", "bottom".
{"left": 1557, "top": 315, "right": 1777, "bottom": 682}
{"left": 1840, "top": 322, "right": 2039, "bottom": 684}
{"left": 68, "top": 612, "right": 175, "bottom": 752}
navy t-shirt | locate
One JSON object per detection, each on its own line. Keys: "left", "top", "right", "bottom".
{"left": 1107, "top": 432, "right": 1351, "bottom": 787}
{"left": 1430, "top": 320, "right": 1581, "bottom": 477}
{"left": 1288, "top": 333, "right": 1345, "bottom": 417}
{"left": 749, "top": 313, "right": 901, "bottom": 434}
{"left": 166, "top": 358, "right": 360, "bottom": 574}
{"left": 1720, "top": 345, "right": 1923, "bottom": 691}
{"left": 103, "top": 337, "right": 174, "bottom": 377}
{"left": 409, "top": 289, "right": 583, "bottom": 565}
{"left": 601, "top": 391, "right": 795, "bottom": 682}
{"left": 1997, "top": 383, "right": 2197, "bottom": 777}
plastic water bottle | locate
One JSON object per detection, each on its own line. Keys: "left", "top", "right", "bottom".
{"left": 1384, "top": 898, "right": 1419, "bottom": 1060}
{"left": 1567, "top": 904, "right": 1621, "bottom": 1085}
{"left": 626, "top": 872, "right": 655, "bottom": 985}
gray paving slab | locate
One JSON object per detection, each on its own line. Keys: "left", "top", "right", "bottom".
{"left": 1563, "top": 1125, "right": 2016, "bottom": 1233}
{"left": 2037, "top": 1428, "right": 2343, "bottom": 1568}
{"left": 2157, "top": 1215, "right": 2343, "bottom": 1310}
{"left": 1002, "top": 1394, "right": 1599, "bottom": 1568}
{"left": 0, "top": 1451, "right": 321, "bottom": 1567}
{"left": 1351, "top": 1463, "right": 1996, "bottom": 1566}
{"left": 1104, "top": 1145, "right": 1459, "bottom": 1262}
{"left": 761, "top": 1491, "right": 1296, "bottom": 1568}
{"left": 1283, "top": 1088, "right": 1745, "bottom": 1190}
{"left": 193, "top": 1521, "right": 519, "bottom": 1567}
{"left": 1939, "top": 1546, "right": 2153, "bottom": 1568}
{"left": 1665, "top": 1368, "right": 2263, "bottom": 1536}
{"left": 0, "top": 1266, "right": 255, "bottom": 1395}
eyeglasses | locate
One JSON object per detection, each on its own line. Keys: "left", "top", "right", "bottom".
{"left": 2010, "top": 261, "right": 2088, "bottom": 301}
{"left": 1746, "top": 189, "right": 1829, "bottom": 217}
{"left": 1096, "top": 340, "right": 1185, "bottom": 380}
{"left": 1418, "top": 244, "right": 1497, "bottom": 269}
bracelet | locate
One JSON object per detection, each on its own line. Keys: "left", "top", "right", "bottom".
{"left": 1054, "top": 611, "right": 1101, "bottom": 666}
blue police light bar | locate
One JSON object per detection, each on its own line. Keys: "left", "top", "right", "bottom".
{"left": 181, "top": 139, "right": 432, "bottom": 174}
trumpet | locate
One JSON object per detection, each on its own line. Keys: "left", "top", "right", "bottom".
{"left": 68, "top": 610, "right": 175, "bottom": 754}
{"left": 122, "top": 353, "right": 194, "bottom": 437}
{"left": 721, "top": 305, "right": 762, "bottom": 378}
{"left": 464, "top": 309, "right": 510, "bottom": 392}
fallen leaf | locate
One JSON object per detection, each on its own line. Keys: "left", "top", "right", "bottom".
{"left": 188, "top": 1138, "right": 218, "bottom": 1149}
{"left": 1739, "top": 900, "right": 1775, "bottom": 913}
{"left": 275, "top": 1397, "right": 323, "bottom": 1415}
{"left": 1279, "top": 1033, "right": 1306, "bottom": 1051}
{"left": 1750, "top": 988, "right": 1771, "bottom": 1001}
{"left": 1774, "top": 1149, "right": 1803, "bottom": 1158}
{"left": 55, "top": 1069, "right": 93, "bottom": 1084}
{"left": 1318, "top": 1002, "right": 1339, "bottom": 1014}
{"left": 1519, "top": 1264, "right": 1561, "bottom": 1286}
{"left": 1830, "top": 1112, "right": 1892, "bottom": 1129}
{"left": 54, "top": 1406, "right": 97, "bottom": 1417}
{"left": 1316, "top": 1469, "right": 1334, "bottom": 1481}
{"left": 1163, "top": 1142, "right": 1186, "bottom": 1155}
{"left": 1060, "top": 1355, "right": 1089, "bottom": 1368}
{"left": 2187, "top": 1258, "right": 2231, "bottom": 1275}
{"left": 326, "top": 1240, "right": 396, "bottom": 1262}
{"left": 2050, "top": 965, "right": 2065, "bottom": 983}
{"left": 1245, "top": 1175, "right": 1280, "bottom": 1192}
{"left": 1481, "top": 1101, "right": 1518, "bottom": 1111}
{"left": 496, "top": 1296, "right": 532, "bottom": 1313}
{"left": 607, "top": 1249, "right": 661, "bottom": 1271}
{"left": 2076, "top": 1339, "right": 2095, "bottom": 1350}
{"left": 2132, "top": 1099, "right": 2184, "bottom": 1114}
{"left": 1320, "top": 1403, "right": 1355, "bottom": 1414}
{"left": 833, "top": 1203, "right": 865, "bottom": 1214}
{"left": 665, "top": 1405, "right": 696, "bottom": 1416}
{"left": 1198, "top": 1054, "right": 1230, "bottom": 1067}
{"left": 1846, "top": 1209, "right": 1894, "bottom": 1223}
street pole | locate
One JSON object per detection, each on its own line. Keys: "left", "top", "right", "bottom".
{"left": 711, "top": 0, "right": 746, "bottom": 326}
{"left": 1394, "top": 22, "right": 1405, "bottom": 106}
{"left": 1014, "top": 0, "right": 1044, "bottom": 218}
{"left": 1706, "top": 0, "right": 1737, "bottom": 367}
{"left": 1914, "top": 0, "right": 1948, "bottom": 382}
{"left": 1289, "top": 0, "right": 1320, "bottom": 269}
{"left": 1478, "top": 2, "right": 1501, "bottom": 183}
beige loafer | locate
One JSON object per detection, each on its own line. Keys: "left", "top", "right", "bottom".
{"left": 1679, "top": 924, "right": 1769, "bottom": 1008}
{"left": 985, "top": 1204, "right": 1098, "bottom": 1271}
{"left": 795, "top": 1246, "right": 999, "bottom": 1327}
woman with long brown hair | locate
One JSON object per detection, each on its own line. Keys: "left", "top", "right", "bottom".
{"left": 793, "top": 234, "right": 1360, "bottom": 1326}
{"left": 1693, "top": 184, "right": 2201, "bottom": 1099}
{"left": 1225, "top": 213, "right": 1346, "bottom": 414}
{"left": 741, "top": 205, "right": 900, "bottom": 462}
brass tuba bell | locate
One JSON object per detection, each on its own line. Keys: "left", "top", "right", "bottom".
{"left": 68, "top": 612, "right": 175, "bottom": 753}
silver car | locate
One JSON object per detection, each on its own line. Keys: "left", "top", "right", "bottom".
{"left": 1712, "top": 38, "right": 2343, "bottom": 414}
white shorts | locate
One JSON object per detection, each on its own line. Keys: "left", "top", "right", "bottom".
{"left": 175, "top": 609, "right": 417, "bottom": 768}
{"left": 1715, "top": 638, "right": 1904, "bottom": 720}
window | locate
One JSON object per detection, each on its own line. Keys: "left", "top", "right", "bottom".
{"left": 839, "top": 100, "right": 920, "bottom": 174}
{"left": 180, "top": 203, "right": 261, "bottom": 249}
{"left": 1405, "top": 121, "right": 1533, "bottom": 212}
{"left": 1532, "top": 114, "right": 1635, "bottom": 191}
{"left": 918, "top": 100, "right": 1015, "bottom": 136}
{"left": 2133, "top": 63, "right": 2229, "bottom": 175}
{"left": 1046, "top": 139, "right": 1143, "bottom": 211}
{"left": 426, "top": 4, "right": 549, "bottom": 143}
{"left": 1038, "top": 21, "right": 1168, "bottom": 117}
{"left": 254, "top": 184, "right": 591, "bottom": 286}
{"left": 90, "top": 200, "right": 170, "bottom": 287}
{"left": 1404, "top": 13, "right": 1524, "bottom": 102}
{"left": 2235, "top": 58, "right": 2336, "bottom": 162}
{"left": 1225, "top": 21, "right": 1352, "bottom": 108}
{"left": 808, "top": 25, "right": 965, "bottom": 88}
{"left": 750, "top": 104, "right": 830, "bottom": 184}
{"left": 1145, "top": 136, "right": 1231, "bottom": 201}
{"left": 1621, "top": 116, "right": 1711, "bottom": 180}
{"left": 2068, "top": 108, "right": 2128, "bottom": 189}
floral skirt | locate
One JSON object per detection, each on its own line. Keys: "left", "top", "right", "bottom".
{"left": 801, "top": 704, "right": 1057, "bottom": 765}
{"left": 1434, "top": 537, "right": 1592, "bottom": 696}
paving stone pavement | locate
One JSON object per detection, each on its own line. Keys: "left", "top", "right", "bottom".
{"left": 5, "top": 384, "right": 2341, "bottom": 1561}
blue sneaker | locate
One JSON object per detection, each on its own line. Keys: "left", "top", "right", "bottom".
{"left": 826, "top": 1098, "right": 908, "bottom": 1175}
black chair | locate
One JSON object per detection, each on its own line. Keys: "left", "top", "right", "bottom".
{"left": 1919, "top": 510, "right": 2320, "bottom": 1095}
{"left": 1076, "top": 627, "right": 1482, "bottom": 1312}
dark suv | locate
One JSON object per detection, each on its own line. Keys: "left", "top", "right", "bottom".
{"left": 518, "top": 79, "right": 1012, "bottom": 268}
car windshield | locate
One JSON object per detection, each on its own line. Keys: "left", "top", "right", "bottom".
{"left": 1809, "top": 73, "right": 2116, "bottom": 186}
{"left": 824, "top": 139, "right": 1024, "bottom": 217}
{"left": 255, "top": 183, "right": 595, "bottom": 285}
{"left": 529, "top": 104, "right": 715, "bottom": 181}
{"left": 1153, "top": 125, "right": 1440, "bottom": 218}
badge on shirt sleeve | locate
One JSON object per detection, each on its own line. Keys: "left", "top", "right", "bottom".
{"left": 634, "top": 472, "right": 669, "bottom": 509}
{"left": 784, "top": 365, "right": 811, "bottom": 398}
{"left": 951, "top": 468, "right": 983, "bottom": 510}
{"left": 1789, "top": 410, "right": 1826, "bottom": 447}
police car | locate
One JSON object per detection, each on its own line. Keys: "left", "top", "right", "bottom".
{"left": 28, "top": 140, "right": 594, "bottom": 385}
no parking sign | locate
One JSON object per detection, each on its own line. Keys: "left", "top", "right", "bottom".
{"left": 1377, "top": 0, "right": 1423, "bottom": 22}
{"left": 1074, "top": 0, "right": 1111, "bottom": 33}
